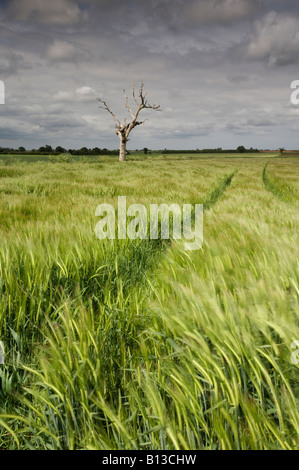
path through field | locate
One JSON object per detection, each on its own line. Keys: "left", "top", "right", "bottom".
{"left": 0, "top": 155, "right": 298, "bottom": 449}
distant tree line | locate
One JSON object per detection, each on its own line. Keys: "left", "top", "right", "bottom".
{"left": 0, "top": 145, "right": 119, "bottom": 155}
{"left": 161, "top": 146, "right": 259, "bottom": 154}
{"left": 0, "top": 145, "right": 262, "bottom": 155}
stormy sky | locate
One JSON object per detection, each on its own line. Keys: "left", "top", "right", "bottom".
{"left": 1, "top": 0, "right": 299, "bottom": 150}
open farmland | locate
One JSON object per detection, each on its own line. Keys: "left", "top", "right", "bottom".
{"left": 0, "top": 153, "right": 298, "bottom": 450}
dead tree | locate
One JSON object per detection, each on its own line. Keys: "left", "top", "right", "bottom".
{"left": 97, "top": 82, "right": 161, "bottom": 162}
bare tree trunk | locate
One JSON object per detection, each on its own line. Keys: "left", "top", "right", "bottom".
{"left": 97, "top": 82, "right": 161, "bottom": 163}
{"left": 119, "top": 137, "right": 127, "bottom": 162}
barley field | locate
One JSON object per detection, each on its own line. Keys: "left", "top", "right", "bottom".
{"left": 0, "top": 153, "right": 298, "bottom": 450}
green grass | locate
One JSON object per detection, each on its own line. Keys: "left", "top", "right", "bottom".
{"left": 263, "top": 160, "right": 299, "bottom": 208}
{"left": 0, "top": 155, "right": 298, "bottom": 449}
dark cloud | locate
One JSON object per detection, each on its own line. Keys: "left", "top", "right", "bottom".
{"left": 0, "top": 49, "right": 31, "bottom": 77}
{"left": 232, "top": 11, "right": 299, "bottom": 67}
{"left": 0, "top": 127, "right": 28, "bottom": 141}
{"left": 183, "top": 0, "right": 263, "bottom": 26}
{"left": 227, "top": 74, "right": 257, "bottom": 84}
{"left": 6, "top": 0, "right": 88, "bottom": 25}
{"left": 0, "top": 0, "right": 299, "bottom": 150}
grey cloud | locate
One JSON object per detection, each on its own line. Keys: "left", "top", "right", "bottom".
{"left": 6, "top": 0, "right": 88, "bottom": 25}
{"left": 52, "top": 88, "right": 97, "bottom": 104}
{"left": 0, "top": 127, "right": 31, "bottom": 142}
{"left": 246, "top": 117, "right": 277, "bottom": 127}
{"left": 45, "top": 40, "right": 90, "bottom": 62}
{"left": 0, "top": 49, "right": 31, "bottom": 77}
{"left": 183, "top": 0, "right": 262, "bottom": 26}
{"left": 1, "top": 0, "right": 299, "bottom": 150}
{"left": 234, "top": 11, "right": 299, "bottom": 67}
{"left": 227, "top": 74, "right": 256, "bottom": 84}
{"left": 37, "top": 116, "right": 83, "bottom": 131}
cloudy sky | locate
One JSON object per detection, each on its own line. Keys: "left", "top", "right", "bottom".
{"left": 1, "top": 0, "right": 299, "bottom": 150}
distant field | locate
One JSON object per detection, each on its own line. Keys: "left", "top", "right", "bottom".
{"left": 0, "top": 155, "right": 298, "bottom": 450}
{"left": 0, "top": 151, "right": 280, "bottom": 164}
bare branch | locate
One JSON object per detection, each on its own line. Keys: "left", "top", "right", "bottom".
{"left": 123, "top": 88, "right": 135, "bottom": 119}
{"left": 96, "top": 97, "right": 121, "bottom": 127}
{"left": 139, "top": 81, "right": 145, "bottom": 103}
{"left": 132, "top": 81, "right": 161, "bottom": 111}
{"left": 132, "top": 81, "right": 140, "bottom": 107}
{"left": 144, "top": 102, "right": 161, "bottom": 111}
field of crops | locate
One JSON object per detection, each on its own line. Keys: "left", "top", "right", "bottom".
{"left": 0, "top": 153, "right": 298, "bottom": 450}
